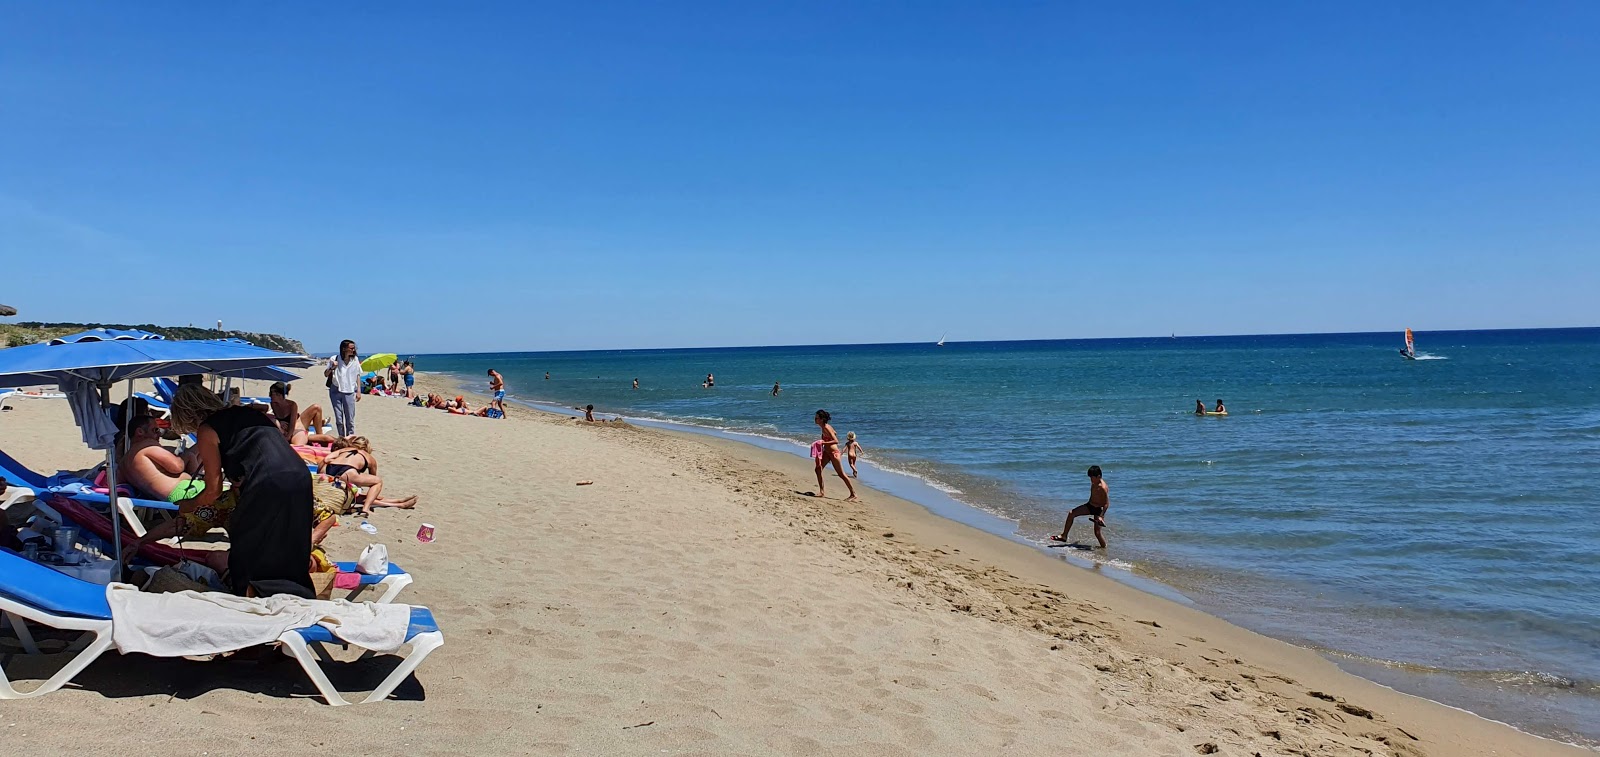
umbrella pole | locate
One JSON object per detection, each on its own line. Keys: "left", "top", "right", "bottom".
{"left": 105, "top": 381, "right": 126, "bottom": 570}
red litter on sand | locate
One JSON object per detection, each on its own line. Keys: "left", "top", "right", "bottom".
{"left": 417, "top": 523, "right": 435, "bottom": 543}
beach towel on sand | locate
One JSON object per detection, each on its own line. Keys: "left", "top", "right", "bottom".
{"left": 106, "top": 583, "right": 410, "bottom": 656}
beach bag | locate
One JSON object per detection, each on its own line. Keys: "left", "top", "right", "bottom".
{"left": 356, "top": 543, "right": 389, "bottom": 575}
{"left": 312, "top": 475, "right": 355, "bottom": 515}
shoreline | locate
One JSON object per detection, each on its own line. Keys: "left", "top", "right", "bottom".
{"left": 419, "top": 370, "right": 1590, "bottom": 755}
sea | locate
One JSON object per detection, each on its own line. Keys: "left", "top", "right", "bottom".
{"left": 419, "top": 328, "right": 1600, "bottom": 746}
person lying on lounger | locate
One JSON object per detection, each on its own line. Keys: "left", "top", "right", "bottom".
{"left": 319, "top": 436, "right": 417, "bottom": 515}
{"left": 118, "top": 415, "right": 238, "bottom": 561}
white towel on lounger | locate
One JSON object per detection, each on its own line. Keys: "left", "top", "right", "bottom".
{"left": 105, "top": 583, "right": 410, "bottom": 656}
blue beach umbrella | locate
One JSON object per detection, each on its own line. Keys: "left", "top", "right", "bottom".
{"left": 0, "top": 338, "right": 314, "bottom": 565}
{"left": 48, "top": 328, "right": 165, "bottom": 345}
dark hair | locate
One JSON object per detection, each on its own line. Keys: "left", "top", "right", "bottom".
{"left": 1087, "top": 465, "right": 1102, "bottom": 478}
{"left": 178, "top": 374, "right": 204, "bottom": 386}
{"left": 487, "top": 369, "right": 494, "bottom": 375}
{"left": 585, "top": 404, "right": 594, "bottom": 411}
{"left": 339, "top": 339, "right": 355, "bottom": 353}
{"left": 126, "top": 414, "right": 155, "bottom": 435}
{"left": 270, "top": 381, "right": 290, "bottom": 397}
{"left": 113, "top": 396, "right": 151, "bottom": 432}
{"left": 815, "top": 409, "right": 831, "bottom": 423}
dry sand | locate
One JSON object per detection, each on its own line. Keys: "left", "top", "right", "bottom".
{"left": 0, "top": 372, "right": 1586, "bottom": 756}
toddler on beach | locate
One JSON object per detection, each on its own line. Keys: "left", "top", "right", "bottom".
{"left": 845, "top": 432, "right": 863, "bottom": 477}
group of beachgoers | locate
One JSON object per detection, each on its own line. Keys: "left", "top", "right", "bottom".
{"left": 358, "top": 358, "right": 416, "bottom": 398}
{"left": 407, "top": 368, "right": 506, "bottom": 418}
{"left": 1194, "top": 399, "right": 1227, "bottom": 415}
{"left": 65, "top": 339, "right": 422, "bottom": 598}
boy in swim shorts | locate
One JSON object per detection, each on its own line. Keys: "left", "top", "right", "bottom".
{"left": 1052, "top": 465, "right": 1109, "bottom": 548}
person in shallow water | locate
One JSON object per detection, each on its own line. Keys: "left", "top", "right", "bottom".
{"left": 1052, "top": 465, "right": 1109, "bottom": 549}
{"left": 1214, "top": 399, "right": 1226, "bottom": 414}
{"left": 1195, "top": 399, "right": 1206, "bottom": 416}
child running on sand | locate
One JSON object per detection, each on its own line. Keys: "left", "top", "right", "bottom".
{"left": 845, "top": 432, "right": 863, "bottom": 478}
{"left": 812, "top": 410, "right": 858, "bottom": 501}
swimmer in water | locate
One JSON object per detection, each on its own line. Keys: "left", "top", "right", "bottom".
{"left": 772, "top": 381, "right": 781, "bottom": 396}
{"left": 1195, "top": 399, "right": 1206, "bottom": 416}
{"left": 1214, "top": 399, "right": 1226, "bottom": 414}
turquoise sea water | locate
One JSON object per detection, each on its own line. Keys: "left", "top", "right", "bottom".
{"left": 421, "top": 328, "right": 1600, "bottom": 745}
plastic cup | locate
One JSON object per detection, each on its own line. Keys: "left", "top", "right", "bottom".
{"left": 51, "top": 525, "right": 79, "bottom": 553}
{"left": 417, "top": 523, "right": 435, "bottom": 543}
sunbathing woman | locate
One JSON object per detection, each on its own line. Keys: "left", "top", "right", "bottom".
{"left": 267, "top": 382, "right": 337, "bottom": 446}
{"left": 320, "top": 436, "right": 417, "bottom": 515}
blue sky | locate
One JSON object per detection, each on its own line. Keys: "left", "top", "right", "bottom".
{"left": 2, "top": 2, "right": 1597, "bottom": 353}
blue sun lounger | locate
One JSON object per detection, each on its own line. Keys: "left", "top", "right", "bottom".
{"left": 0, "top": 549, "right": 443, "bottom": 705}
{"left": 0, "top": 449, "right": 177, "bottom": 537}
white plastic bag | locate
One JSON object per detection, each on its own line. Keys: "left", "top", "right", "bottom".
{"left": 356, "top": 543, "right": 389, "bottom": 575}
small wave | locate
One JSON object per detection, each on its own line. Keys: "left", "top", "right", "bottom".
{"left": 1314, "top": 648, "right": 1599, "bottom": 695}
{"left": 1413, "top": 353, "right": 1449, "bottom": 360}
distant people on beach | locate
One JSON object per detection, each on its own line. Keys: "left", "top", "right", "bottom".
{"left": 325, "top": 339, "right": 361, "bottom": 436}
{"left": 1051, "top": 465, "right": 1109, "bottom": 549}
{"left": 387, "top": 361, "right": 401, "bottom": 394}
{"left": 845, "top": 432, "right": 863, "bottom": 478}
{"left": 402, "top": 360, "right": 415, "bottom": 398}
{"left": 581, "top": 404, "right": 595, "bottom": 422}
{"left": 772, "top": 381, "right": 781, "bottom": 396}
{"left": 1195, "top": 399, "right": 1206, "bottom": 416}
{"left": 811, "top": 410, "right": 858, "bottom": 501}
{"left": 488, "top": 369, "right": 505, "bottom": 416}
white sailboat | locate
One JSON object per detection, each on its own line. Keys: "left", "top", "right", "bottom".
{"left": 936, "top": 333, "right": 946, "bottom": 347}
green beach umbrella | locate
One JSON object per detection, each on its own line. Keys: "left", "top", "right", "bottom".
{"left": 361, "top": 353, "right": 398, "bottom": 372}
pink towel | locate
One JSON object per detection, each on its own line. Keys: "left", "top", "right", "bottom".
{"left": 809, "top": 440, "right": 824, "bottom": 460}
{"left": 334, "top": 572, "right": 361, "bottom": 590}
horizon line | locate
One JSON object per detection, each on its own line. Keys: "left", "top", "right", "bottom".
{"left": 393, "top": 324, "right": 1598, "bottom": 359}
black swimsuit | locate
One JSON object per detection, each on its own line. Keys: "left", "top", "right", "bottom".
{"left": 323, "top": 452, "right": 368, "bottom": 479}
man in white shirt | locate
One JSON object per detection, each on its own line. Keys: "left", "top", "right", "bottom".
{"left": 324, "top": 339, "right": 362, "bottom": 436}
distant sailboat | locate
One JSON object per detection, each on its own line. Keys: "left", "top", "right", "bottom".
{"left": 1400, "top": 328, "right": 1416, "bottom": 360}
{"left": 936, "top": 333, "right": 946, "bottom": 347}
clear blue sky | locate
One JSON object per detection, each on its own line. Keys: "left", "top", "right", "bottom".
{"left": 3, "top": 2, "right": 1597, "bottom": 354}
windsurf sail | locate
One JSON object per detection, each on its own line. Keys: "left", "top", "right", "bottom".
{"left": 1403, "top": 328, "right": 1415, "bottom": 359}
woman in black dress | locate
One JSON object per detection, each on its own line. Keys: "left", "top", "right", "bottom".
{"left": 169, "top": 383, "right": 314, "bottom": 597}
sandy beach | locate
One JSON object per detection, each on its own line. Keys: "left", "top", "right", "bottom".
{"left": 0, "top": 371, "right": 1585, "bottom": 756}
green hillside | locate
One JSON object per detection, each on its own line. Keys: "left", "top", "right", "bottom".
{"left": 0, "top": 322, "right": 306, "bottom": 353}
